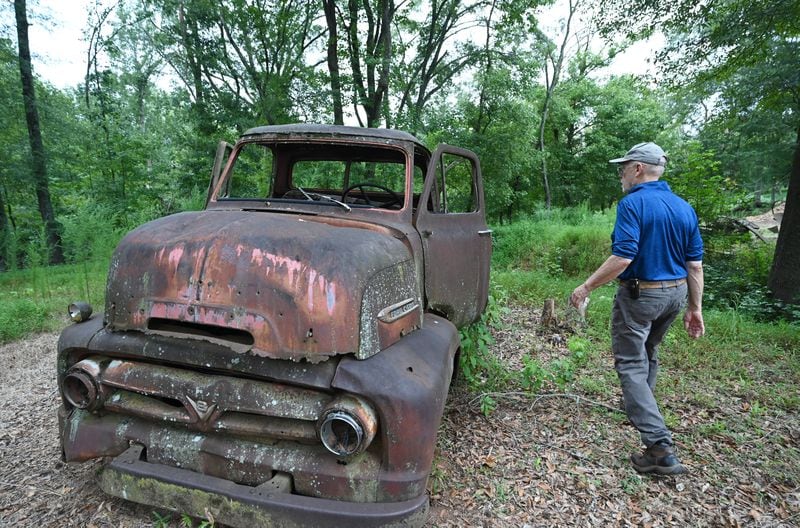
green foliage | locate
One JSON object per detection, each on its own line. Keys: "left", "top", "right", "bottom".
{"left": 544, "top": 75, "right": 679, "bottom": 210}
{"left": 704, "top": 242, "right": 800, "bottom": 322}
{"left": 60, "top": 205, "right": 129, "bottom": 264}
{"left": 181, "top": 513, "right": 214, "bottom": 528}
{"left": 668, "top": 141, "right": 744, "bottom": 224}
{"left": 0, "top": 261, "right": 107, "bottom": 343}
{"left": 554, "top": 226, "right": 612, "bottom": 277}
{"left": 152, "top": 512, "right": 171, "bottom": 528}
{"left": 518, "top": 336, "right": 593, "bottom": 393}
{"left": 491, "top": 206, "right": 614, "bottom": 275}
{"left": 520, "top": 356, "right": 548, "bottom": 392}
{"left": 0, "top": 299, "right": 48, "bottom": 341}
{"left": 458, "top": 288, "right": 510, "bottom": 392}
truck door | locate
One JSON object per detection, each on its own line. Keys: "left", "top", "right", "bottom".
{"left": 414, "top": 145, "right": 491, "bottom": 327}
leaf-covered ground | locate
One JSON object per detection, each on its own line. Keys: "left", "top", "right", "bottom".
{"left": 429, "top": 305, "right": 800, "bottom": 527}
{"left": 1, "top": 304, "right": 798, "bottom": 527}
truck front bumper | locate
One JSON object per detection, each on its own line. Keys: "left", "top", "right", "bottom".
{"left": 100, "top": 444, "right": 429, "bottom": 528}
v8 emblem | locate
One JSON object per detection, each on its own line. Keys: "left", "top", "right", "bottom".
{"left": 186, "top": 396, "right": 217, "bottom": 422}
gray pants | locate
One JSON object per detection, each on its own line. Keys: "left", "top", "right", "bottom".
{"left": 612, "top": 283, "right": 687, "bottom": 447}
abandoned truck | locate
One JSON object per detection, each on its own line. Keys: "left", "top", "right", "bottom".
{"left": 57, "top": 124, "right": 491, "bottom": 527}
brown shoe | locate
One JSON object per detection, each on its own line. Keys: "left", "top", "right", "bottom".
{"left": 631, "top": 442, "right": 688, "bottom": 475}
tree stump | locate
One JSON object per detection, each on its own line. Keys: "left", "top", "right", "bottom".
{"left": 541, "top": 298, "right": 556, "bottom": 327}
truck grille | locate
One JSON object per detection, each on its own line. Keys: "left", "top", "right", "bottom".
{"left": 63, "top": 356, "right": 330, "bottom": 443}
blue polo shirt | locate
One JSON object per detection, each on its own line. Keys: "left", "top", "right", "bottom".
{"left": 612, "top": 180, "right": 703, "bottom": 281}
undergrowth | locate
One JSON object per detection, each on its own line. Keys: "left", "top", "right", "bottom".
{"left": 0, "top": 261, "right": 107, "bottom": 342}
{"left": 456, "top": 208, "right": 800, "bottom": 417}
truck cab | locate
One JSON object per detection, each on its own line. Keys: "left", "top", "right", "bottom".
{"left": 57, "top": 124, "right": 491, "bottom": 527}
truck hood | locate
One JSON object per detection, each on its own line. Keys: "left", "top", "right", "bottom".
{"left": 105, "top": 210, "right": 419, "bottom": 362}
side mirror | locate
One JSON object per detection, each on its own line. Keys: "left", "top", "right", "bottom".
{"left": 205, "top": 141, "right": 232, "bottom": 206}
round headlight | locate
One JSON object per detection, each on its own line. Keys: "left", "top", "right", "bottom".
{"left": 62, "top": 357, "right": 109, "bottom": 411}
{"left": 320, "top": 411, "right": 364, "bottom": 456}
{"left": 318, "top": 395, "right": 378, "bottom": 458}
{"left": 63, "top": 369, "right": 99, "bottom": 409}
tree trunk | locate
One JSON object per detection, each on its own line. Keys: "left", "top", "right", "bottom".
{"left": 535, "top": 0, "right": 577, "bottom": 210}
{"left": 346, "top": 0, "right": 393, "bottom": 128}
{"left": 14, "top": 0, "right": 64, "bottom": 265}
{"left": 323, "top": 0, "right": 344, "bottom": 125}
{"left": 767, "top": 127, "right": 800, "bottom": 303}
{"left": 0, "top": 185, "right": 8, "bottom": 271}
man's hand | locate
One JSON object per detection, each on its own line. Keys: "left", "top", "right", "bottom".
{"left": 570, "top": 283, "right": 590, "bottom": 309}
{"left": 684, "top": 309, "right": 705, "bottom": 339}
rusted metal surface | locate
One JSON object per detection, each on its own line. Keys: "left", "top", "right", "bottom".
{"left": 58, "top": 124, "right": 492, "bottom": 527}
{"left": 98, "top": 444, "right": 429, "bottom": 528}
{"left": 241, "top": 124, "right": 427, "bottom": 149}
{"left": 414, "top": 145, "right": 492, "bottom": 327}
{"left": 64, "top": 355, "right": 330, "bottom": 441}
{"left": 105, "top": 211, "right": 415, "bottom": 362}
{"left": 58, "top": 315, "right": 457, "bottom": 502}
{"left": 61, "top": 408, "right": 386, "bottom": 500}
{"left": 332, "top": 314, "right": 459, "bottom": 498}
{"left": 58, "top": 318, "right": 340, "bottom": 391}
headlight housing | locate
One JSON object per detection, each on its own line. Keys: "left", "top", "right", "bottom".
{"left": 62, "top": 357, "right": 108, "bottom": 411}
{"left": 318, "top": 395, "right": 378, "bottom": 457}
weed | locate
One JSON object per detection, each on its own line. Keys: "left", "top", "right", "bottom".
{"left": 620, "top": 474, "right": 645, "bottom": 495}
{"left": 0, "top": 261, "right": 107, "bottom": 343}
{"left": 458, "top": 287, "right": 510, "bottom": 391}
{"left": 698, "top": 420, "right": 729, "bottom": 437}
{"left": 180, "top": 513, "right": 215, "bottom": 527}
{"left": 479, "top": 394, "right": 497, "bottom": 416}
{"left": 551, "top": 357, "right": 576, "bottom": 388}
{"left": 577, "top": 376, "right": 612, "bottom": 397}
{"left": 520, "top": 356, "right": 550, "bottom": 392}
{"left": 748, "top": 400, "right": 767, "bottom": 418}
{"left": 494, "top": 480, "right": 508, "bottom": 502}
{"left": 152, "top": 511, "right": 172, "bottom": 528}
{"left": 0, "top": 299, "right": 48, "bottom": 341}
{"left": 428, "top": 456, "right": 447, "bottom": 495}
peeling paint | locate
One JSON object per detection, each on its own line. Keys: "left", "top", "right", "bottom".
{"left": 61, "top": 125, "right": 491, "bottom": 528}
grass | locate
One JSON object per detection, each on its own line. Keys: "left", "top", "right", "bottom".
{"left": 0, "top": 260, "right": 107, "bottom": 342}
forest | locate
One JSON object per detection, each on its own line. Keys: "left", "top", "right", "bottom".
{"left": 1, "top": 2, "right": 799, "bottom": 526}
{"left": 0, "top": 0, "right": 798, "bottom": 315}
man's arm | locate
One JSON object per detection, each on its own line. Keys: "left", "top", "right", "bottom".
{"left": 570, "top": 255, "right": 632, "bottom": 308}
{"left": 684, "top": 260, "right": 705, "bottom": 338}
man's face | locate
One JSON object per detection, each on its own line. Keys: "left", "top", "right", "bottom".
{"left": 618, "top": 161, "right": 640, "bottom": 192}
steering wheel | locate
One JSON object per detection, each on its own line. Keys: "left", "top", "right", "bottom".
{"left": 341, "top": 183, "right": 402, "bottom": 209}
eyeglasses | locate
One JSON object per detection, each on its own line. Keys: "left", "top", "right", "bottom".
{"left": 617, "top": 162, "right": 639, "bottom": 175}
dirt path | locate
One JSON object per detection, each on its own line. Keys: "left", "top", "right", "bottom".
{"left": 1, "top": 312, "right": 798, "bottom": 527}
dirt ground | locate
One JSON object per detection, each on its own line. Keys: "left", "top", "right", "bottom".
{"left": 1, "top": 307, "right": 798, "bottom": 527}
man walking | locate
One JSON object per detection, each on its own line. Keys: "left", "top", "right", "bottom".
{"left": 570, "top": 142, "right": 705, "bottom": 475}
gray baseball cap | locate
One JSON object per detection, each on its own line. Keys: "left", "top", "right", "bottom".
{"left": 609, "top": 142, "right": 667, "bottom": 166}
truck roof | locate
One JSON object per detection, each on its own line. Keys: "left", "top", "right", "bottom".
{"left": 241, "top": 124, "right": 428, "bottom": 151}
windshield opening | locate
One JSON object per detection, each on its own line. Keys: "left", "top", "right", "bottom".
{"left": 218, "top": 141, "right": 416, "bottom": 211}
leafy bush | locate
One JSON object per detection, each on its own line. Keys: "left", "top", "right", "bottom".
{"left": 458, "top": 286, "right": 509, "bottom": 391}
{"left": 60, "top": 204, "right": 128, "bottom": 264}
{"left": 668, "top": 141, "right": 745, "bottom": 225}
{"left": 554, "top": 226, "right": 610, "bottom": 276}
{"left": 491, "top": 206, "right": 614, "bottom": 274}
{"left": 704, "top": 242, "right": 798, "bottom": 322}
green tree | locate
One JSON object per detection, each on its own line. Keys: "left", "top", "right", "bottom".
{"left": 143, "top": 0, "right": 324, "bottom": 129}
{"left": 599, "top": 0, "right": 800, "bottom": 302}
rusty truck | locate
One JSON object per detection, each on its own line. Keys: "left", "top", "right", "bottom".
{"left": 57, "top": 124, "right": 492, "bottom": 527}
